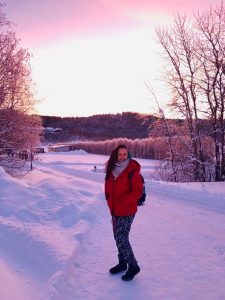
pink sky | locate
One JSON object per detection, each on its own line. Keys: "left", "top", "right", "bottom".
{"left": 5, "top": 0, "right": 218, "bottom": 47}
{"left": 3, "top": 0, "right": 222, "bottom": 117}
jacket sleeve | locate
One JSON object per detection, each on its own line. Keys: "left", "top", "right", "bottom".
{"left": 104, "top": 178, "right": 110, "bottom": 200}
{"left": 120, "top": 170, "right": 143, "bottom": 205}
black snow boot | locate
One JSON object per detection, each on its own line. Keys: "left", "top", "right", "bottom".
{"left": 121, "top": 260, "right": 140, "bottom": 281}
{"left": 109, "top": 254, "right": 127, "bottom": 274}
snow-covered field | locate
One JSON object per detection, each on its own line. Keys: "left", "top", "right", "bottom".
{"left": 0, "top": 151, "right": 225, "bottom": 300}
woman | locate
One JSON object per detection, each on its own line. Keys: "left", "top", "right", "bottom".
{"left": 104, "top": 144, "right": 143, "bottom": 281}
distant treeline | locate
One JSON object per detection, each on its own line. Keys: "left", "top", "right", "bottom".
{"left": 69, "top": 137, "right": 168, "bottom": 160}
{"left": 41, "top": 112, "right": 156, "bottom": 140}
{"left": 41, "top": 112, "right": 214, "bottom": 142}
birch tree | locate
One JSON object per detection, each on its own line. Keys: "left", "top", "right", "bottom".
{"left": 156, "top": 2, "right": 225, "bottom": 181}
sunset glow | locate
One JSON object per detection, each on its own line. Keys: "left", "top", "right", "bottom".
{"left": 5, "top": 0, "right": 221, "bottom": 117}
{"left": 30, "top": 28, "right": 169, "bottom": 117}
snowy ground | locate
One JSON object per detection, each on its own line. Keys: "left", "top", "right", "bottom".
{"left": 0, "top": 151, "right": 225, "bottom": 300}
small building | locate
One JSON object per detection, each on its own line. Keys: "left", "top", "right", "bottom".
{"left": 43, "top": 127, "right": 63, "bottom": 134}
{"left": 48, "top": 145, "right": 70, "bottom": 152}
{"left": 34, "top": 147, "right": 45, "bottom": 153}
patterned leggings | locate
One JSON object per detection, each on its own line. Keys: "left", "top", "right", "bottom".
{"left": 111, "top": 214, "right": 137, "bottom": 265}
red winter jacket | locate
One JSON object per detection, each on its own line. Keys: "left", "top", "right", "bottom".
{"left": 104, "top": 159, "right": 143, "bottom": 216}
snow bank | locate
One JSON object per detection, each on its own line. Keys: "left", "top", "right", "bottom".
{"left": 72, "top": 149, "right": 88, "bottom": 155}
{"left": 0, "top": 158, "right": 103, "bottom": 299}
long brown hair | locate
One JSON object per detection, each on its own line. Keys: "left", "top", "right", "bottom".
{"left": 105, "top": 144, "right": 129, "bottom": 180}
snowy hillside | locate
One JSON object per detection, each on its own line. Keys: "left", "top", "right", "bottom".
{"left": 0, "top": 151, "right": 225, "bottom": 300}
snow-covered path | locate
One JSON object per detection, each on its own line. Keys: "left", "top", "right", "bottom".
{"left": 0, "top": 256, "right": 44, "bottom": 300}
{"left": 67, "top": 192, "right": 225, "bottom": 300}
{"left": 0, "top": 152, "right": 225, "bottom": 300}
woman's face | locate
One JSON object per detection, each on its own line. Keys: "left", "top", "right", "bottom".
{"left": 118, "top": 148, "right": 128, "bottom": 162}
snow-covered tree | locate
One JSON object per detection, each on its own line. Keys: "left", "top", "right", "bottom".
{"left": 0, "top": 3, "right": 42, "bottom": 175}
{"left": 156, "top": 2, "right": 225, "bottom": 181}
